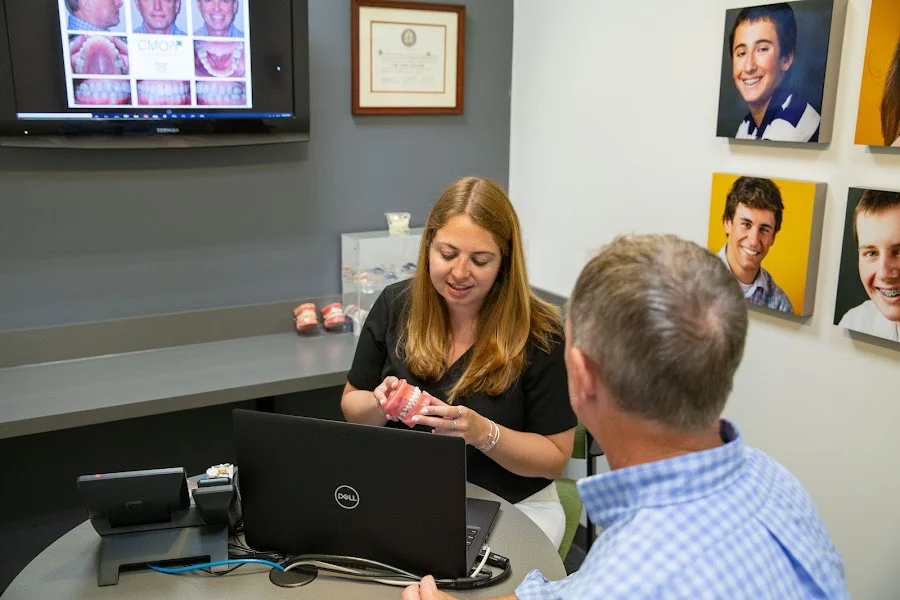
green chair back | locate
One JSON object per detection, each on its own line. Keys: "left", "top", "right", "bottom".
{"left": 555, "top": 477, "right": 582, "bottom": 560}
{"left": 555, "top": 422, "right": 589, "bottom": 560}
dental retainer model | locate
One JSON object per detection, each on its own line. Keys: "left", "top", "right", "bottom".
{"left": 383, "top": 379, "right": 436, "bottom": 427}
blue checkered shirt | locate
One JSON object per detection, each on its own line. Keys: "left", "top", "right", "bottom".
{"left": 67, "top": 14, "right": 111, "bottom": 32}
{"left": 515, "top": 420, "right": 848, "bottom": 599}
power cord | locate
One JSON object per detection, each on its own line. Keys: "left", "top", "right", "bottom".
{"left": 146, "top": 528, "right": 511, "bottom": 590}
{"left": 279, "top": 549, "right": 512, "bottom": 590}
{"left": 470, "top": 546, "right": 491, "bottom": 578}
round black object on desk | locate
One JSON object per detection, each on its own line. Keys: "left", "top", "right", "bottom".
{"left": 269, "top": 565, "right": 317, "bottom": 587}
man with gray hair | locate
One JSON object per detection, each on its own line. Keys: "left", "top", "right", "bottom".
{"left": 65, "top": 0, "right": 123, "bottom": 32}
{"left": 402, "top": 234, "right": 847, "bottom": 600}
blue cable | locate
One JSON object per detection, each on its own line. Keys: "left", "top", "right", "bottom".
{"left": 147, "top": 559, "right": 285, "bottom": 574}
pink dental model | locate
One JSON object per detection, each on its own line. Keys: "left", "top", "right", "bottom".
{"left": 382, "top": 379, "right": 436, "bottom": 427}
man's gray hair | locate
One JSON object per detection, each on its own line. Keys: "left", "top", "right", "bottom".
{"left": 567, "top": 234, "right": 748, "bottom": 430}
{"left": 65, "top": 0, "right": 81, "bottom": 14}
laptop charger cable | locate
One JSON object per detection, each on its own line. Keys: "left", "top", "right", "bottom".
{"left": 274, "top": 549, "right": 512, "bottom": 590}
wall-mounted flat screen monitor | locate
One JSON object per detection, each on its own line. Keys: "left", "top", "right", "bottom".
{"left": 0, "top": 0, "right": 310, "bottom": 148}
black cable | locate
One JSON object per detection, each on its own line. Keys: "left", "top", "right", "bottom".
{"left": 437, "top": 551, "right": 511, "bottom": 590}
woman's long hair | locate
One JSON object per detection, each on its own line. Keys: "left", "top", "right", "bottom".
{"left": 398, "top": 177, "right": 561, "bottom": 402}
{"left": 881, "top": 38, "right": 900, "bottom": 145}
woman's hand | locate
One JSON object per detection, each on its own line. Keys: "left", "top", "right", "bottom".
{"left": 410, "top": 397, "right": 489, "bottom": 447}
{"left": 373, "top": 376, "right": 400, "bottom": 420}
{"left": 401, "top": 576, "right": 457, "bottom": 600}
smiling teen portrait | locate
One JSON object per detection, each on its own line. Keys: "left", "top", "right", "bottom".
{"left": 716, "top": 0, "right": 835, "bottom": 143}
{"left": 707, "top": 173, "right": 826, "bottom": 318}
{"left": 835, "top": 189, "right": 900, "bottom": 344}
{"left": 340, "top": 177, "right": 577, "bottom": 549}
{"left": 717, "top": 177, "right": 793, "bottom": 313}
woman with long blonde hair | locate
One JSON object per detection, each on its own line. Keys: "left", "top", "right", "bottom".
{"left": 341, "top": 177, "right": 575, "bottom": 548}
{"left": 882, "top": 38, "right": 900, "bottom": 146}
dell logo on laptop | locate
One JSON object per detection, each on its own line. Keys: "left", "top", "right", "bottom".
{"left": 334, "top": 485, "right": 359, "bottom": 509}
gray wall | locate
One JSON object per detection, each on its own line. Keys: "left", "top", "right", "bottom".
{"left": 0, "top": 0, "right": 513, "bottom": 331}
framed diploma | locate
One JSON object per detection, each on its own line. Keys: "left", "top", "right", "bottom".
{"left": 351, "top": 0, "right": 465, "bottom": 115}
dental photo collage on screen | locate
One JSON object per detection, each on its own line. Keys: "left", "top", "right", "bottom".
{"left": 60, "top": 0, "right": 250, "bottom": 110}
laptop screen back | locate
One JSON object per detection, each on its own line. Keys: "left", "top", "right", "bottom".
{"left": 233, "top": 409, "right": 470, "bottom": 578}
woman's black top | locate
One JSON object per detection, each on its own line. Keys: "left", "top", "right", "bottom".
{"left": 346, "top": 280, "right": 576, "bottom": 504}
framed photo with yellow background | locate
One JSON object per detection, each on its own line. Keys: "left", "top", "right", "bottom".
{"left": 707, "top": 173, "right": 826, "bottom": 317}
{"left": 854, "top": 0, "right": 900, "bottom": 147}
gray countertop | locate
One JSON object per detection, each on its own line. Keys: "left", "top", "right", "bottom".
{"left": 0, "top": 332, "right": 358, "bottom": 439}
{"left": 0, "top": 288, "right": 568, "bottom": 441}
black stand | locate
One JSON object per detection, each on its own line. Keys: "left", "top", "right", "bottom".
{"left": 97, "top": 523, "right": 228, "bottom": 586}
{"left": 269, "top": 565, "right": 318, "bottom": 588}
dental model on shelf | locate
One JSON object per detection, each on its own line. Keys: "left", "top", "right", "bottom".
{"left": 293, "top": 303, "right": 320, "bottom": 334}
{"left": 292, "top": 302, "right": 351, "bottom": 334}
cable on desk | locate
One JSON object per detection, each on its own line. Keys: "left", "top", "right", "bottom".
{"left": 470, "top": 545, "right": 490, "bottom": 578}
{"left": 279, "top": 551, "right": 512, "bottom": 590}
{"left": 147, "top": 559, "right": 285, "bottom": 574}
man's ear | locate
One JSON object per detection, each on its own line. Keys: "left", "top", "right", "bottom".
{"left": 723, "top": 218, "right": 733, "bottom": 236}
{"left": 780, "top": 52, "right": 794, "bottom": 72}
{"left": 567, "top": 346, "right": 598, "bottom": 412}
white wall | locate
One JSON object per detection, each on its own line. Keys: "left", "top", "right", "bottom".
{"left": 511, "top": 1, "right": 899, "bottom": 597}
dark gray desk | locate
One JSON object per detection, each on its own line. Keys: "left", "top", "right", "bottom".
{"left": 1, "top": 484, "right": 567, "bottom": 600}
{"left": 0, "top": 331, "right": 358, "bottom": 439}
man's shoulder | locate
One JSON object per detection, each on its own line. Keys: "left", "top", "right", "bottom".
{"left": 743, "top": 446, "right": 809, "bottom": 500}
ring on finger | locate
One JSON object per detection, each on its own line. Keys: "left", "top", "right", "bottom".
{"left": 451, "top": 419, "right": 457, "bottom": 430}
{"left": 456, "top": 406, "right": 464, "bottom": 419}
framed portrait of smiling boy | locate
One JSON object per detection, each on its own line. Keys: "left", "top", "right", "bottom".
{"left": 834, "top": 188, "right": 900, "bottom": 345}
{"left": 715, "top": 0, "right": 847, "bottom": 144}
{"left": 707, "top": 173, "right": 826, "bottom": 317}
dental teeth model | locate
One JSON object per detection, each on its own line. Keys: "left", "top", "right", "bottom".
{"left": 293, "top": 303, "right": 319, "bottom": 333}
{"left": 383, "top": 379, "right": 436, "bottom": 427}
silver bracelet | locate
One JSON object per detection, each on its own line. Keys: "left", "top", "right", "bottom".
{"left": 480, "top": 419, "right": 498, "bottom": 452}
{"left": 489, "top": 422, "right": 501, "bottom": 451}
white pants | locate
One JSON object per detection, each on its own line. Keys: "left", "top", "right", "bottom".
{"left": 513, "top": 482, "right": 565, "bottom": 550}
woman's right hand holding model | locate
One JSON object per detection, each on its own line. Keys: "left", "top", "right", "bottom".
{"left": 373, "top": 375, "right": 400, "bottom": 421}
{"left": 341, "top": 375, "right": 400, "bottom": 426}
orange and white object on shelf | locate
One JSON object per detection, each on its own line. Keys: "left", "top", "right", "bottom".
{"left": 293, "top": 303, "right": 319, "bottom": 333}
{"left": 321, "top": 303, "right": 346, "bottom": 331}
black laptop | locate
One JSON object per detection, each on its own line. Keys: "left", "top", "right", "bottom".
{"left": 232, "top": 409, "right": 500, "bottom": 578}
